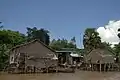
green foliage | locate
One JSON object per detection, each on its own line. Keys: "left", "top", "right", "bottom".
{"left": 112, "top": 44, "right": 120, "bottom": 63}
{"left": 83, "top": 28, "right": 101, "bottom": 53}
{"left": 70, "top": 36, "right": 76, "bottom": 48}
{"left": 112, "top": 28, "right": 120, "bottom": 57}
{"left": 0, "top": 29, "right": 26, "bottom": 69}
{"left": 0, "top": 26, "right": 52, "bottom": 69}
{"left": 49, "top": 37, "right": 76, "bottom": 50}
{"left": 113, "top": 43, "right": 120, "bottom": 56}
{"left": 0, "top": 44, "right": 10, "bottom": 69}
{"left": 0, "top": 26, "right": 51, "bottom": 69}
{"left": 0, "top": 30, "right": 26, "bottom": 45}
{"left": 26, "top": 27, "right": 50, "bottom": 45}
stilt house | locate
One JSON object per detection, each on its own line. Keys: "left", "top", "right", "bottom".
{"left": 84, "top": 48, "right": 115, "bottom": 71}
{"left": 9, "top": 39, "right": 58, "bottom": 72}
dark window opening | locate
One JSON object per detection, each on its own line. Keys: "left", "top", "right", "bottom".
{"left": 11, "top": 57, "right": 14, "bottom": 61}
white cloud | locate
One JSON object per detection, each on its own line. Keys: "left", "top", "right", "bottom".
{"left": 97, "top": 20, "right": 120, "bottom": 47}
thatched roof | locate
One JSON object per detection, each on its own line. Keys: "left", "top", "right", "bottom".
{"left": 84, "top": 48, "right": 114, "bottom": 64}
{"left": 10, "top": 39, "right": 55, "bottom": 53}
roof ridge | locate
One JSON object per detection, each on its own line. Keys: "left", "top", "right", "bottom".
{"left": 10, "top": 39, "right": 55, "bottom": 52}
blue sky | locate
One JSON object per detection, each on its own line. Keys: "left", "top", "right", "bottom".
{"left": 0, "top": 0, "right": 120, "bottom": 48}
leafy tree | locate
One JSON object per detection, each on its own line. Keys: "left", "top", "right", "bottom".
{"left": 115, "top": 28, "right": 120, "bottom": 54}
{"left": 113, "top": 44, "right": 120, "bottom": 55}
{"left": 70, "top": 36, "right": 76, "bottom": 48}
{"left": 113, "top": 27, "right": 120, "bottom": 57}
{"left": 83, "top": 28, "right": 101, "bottom": 53}
{"left": 113, "top": 44, "right": 120, "bottom": 63}
{"left": 112, "top": 28, "right": 120, "bottom": 62}
{"left": 70, "top": 37, "right": 76, "bottom": 43}
{"left": 49, "top": 38, "right": 77, "bottom": 50}
{"left": 26, "top": 27, "right": 50, "bottom": 45}
{"left": 0, "top": 29, "right": 26, "bottom": 69}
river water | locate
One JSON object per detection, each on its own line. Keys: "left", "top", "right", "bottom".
{"left": 0, "top": 71, "right": 120, "bottom": 80}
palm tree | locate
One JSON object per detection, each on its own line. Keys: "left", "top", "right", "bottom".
{"left": 83, "top": 28, "right": 101, "bottom": 53}
{"left": 113, "top": 28, "right": 120, "bottom": 63}
{"left": 118, "top": 28, "right": 120, "bottom": 38}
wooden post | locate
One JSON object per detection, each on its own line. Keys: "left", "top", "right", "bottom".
{"left": 25, "top": 53, "right": 26, "bottom": 74}
{"left": 91, "top": 64, "right": 92, "bottom": 71}
{"left": 86, "top": 63, "right": 89, "bottom": 71}
{"left": 100, "top": 63, "right": 101, "bottom": 72}
{"left": 25, "top": 45, "right": 27, "bottom": 74}
{"left": 104, "top": 64, "right": 106, "bottom": 72}
{"left": 56, "top": 67, "right": 58, "bottom": 73}
{"left": 34, "top": 66, "right": 35, "bottom": 73}
{"left": 108, "top": 63, "right": 109, "bottom": 71}
{"left": 112, "top": 63, "right": 113, "bottom": 71}
{"left": 92, "top": 64, "right": 93, "bottom": 71}
{"left": 66, "top": 53, "right": 68, "bottom": 64}
{"left": 47, "top": 67, "right": 49, "bottom": 73}
{"left": 111, "top": 63, "right": 113, "bottom": 71}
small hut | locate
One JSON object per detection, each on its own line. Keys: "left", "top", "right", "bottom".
{"left": 56, "top": 50, "right": 83, "bottom": 67}
{"left": 8, "top": 39, "right": 58, "bottom": 73}
{"left": 84, "top": 48, "right": 114, "bottom": 72}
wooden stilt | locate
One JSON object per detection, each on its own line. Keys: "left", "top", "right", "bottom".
{"left": 111, "top": 64, "right": 113, "bottom": 71}
{"left": 109, "top": 63, "right": 111, "bottom": 71}
{"left": 112, "top": 63, "right": 113, "bottom": 71}
{"left": 56, "top": 69, "right": 58, "bottom": 73}
{"left": 100, "top": 63, "right": 101, "bottom": 72}
{"left": 86, "top": 64, "right": 87, "bottom": 71}
{"left": 104, "top": 64, "right": 106, "bottom": 72}
{"left": 47, "top": 68, "right": 48, "bottom": 73}
{"left": 34, "top": 66, "right": 35, "bottom": 73}
{"left": 92, "top": 64, "right": 93, "bottom": 71}
{"left": 87, "top": 64, "right": 88, "bottom": 71}
{"left": 85, "top": 64, "right": 87, "bottom": 71}
{"left": 56, "top": 67, "right": 58, "bottom": 73}
{"left": 93, "top": 64, "right": 94, "bottom": 71}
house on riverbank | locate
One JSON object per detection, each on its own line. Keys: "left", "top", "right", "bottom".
{"left": 8, "top": 39, "right": 58, "bottom": 73}
{"left": 56, "top": 49, "right": 83, "bottom": 67}
{"left": 84, "top": 48, "right": 115, "bottom": 72}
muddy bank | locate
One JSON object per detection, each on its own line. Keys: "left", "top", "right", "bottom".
{"left": 0, "top": 71, "right": 120, "bottom": 80}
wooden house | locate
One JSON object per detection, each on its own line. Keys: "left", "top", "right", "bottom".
{"left": 56, "top": 51, "right": 74, "bottom": 65}
{"left": 84, "top": 48, "right": 115, "bottom": 72}
{"left": 9, "top": 39, "right": 58, "bottom": 73}
{"left": 56, "top": 50, "right": 83, "bottom": 67}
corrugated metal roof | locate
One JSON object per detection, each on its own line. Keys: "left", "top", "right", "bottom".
{"left": 56, "top": 51, "right": 75, "bottom": 53}
{"left": 70, "top": 53, "right": 81, "bottom": 57}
